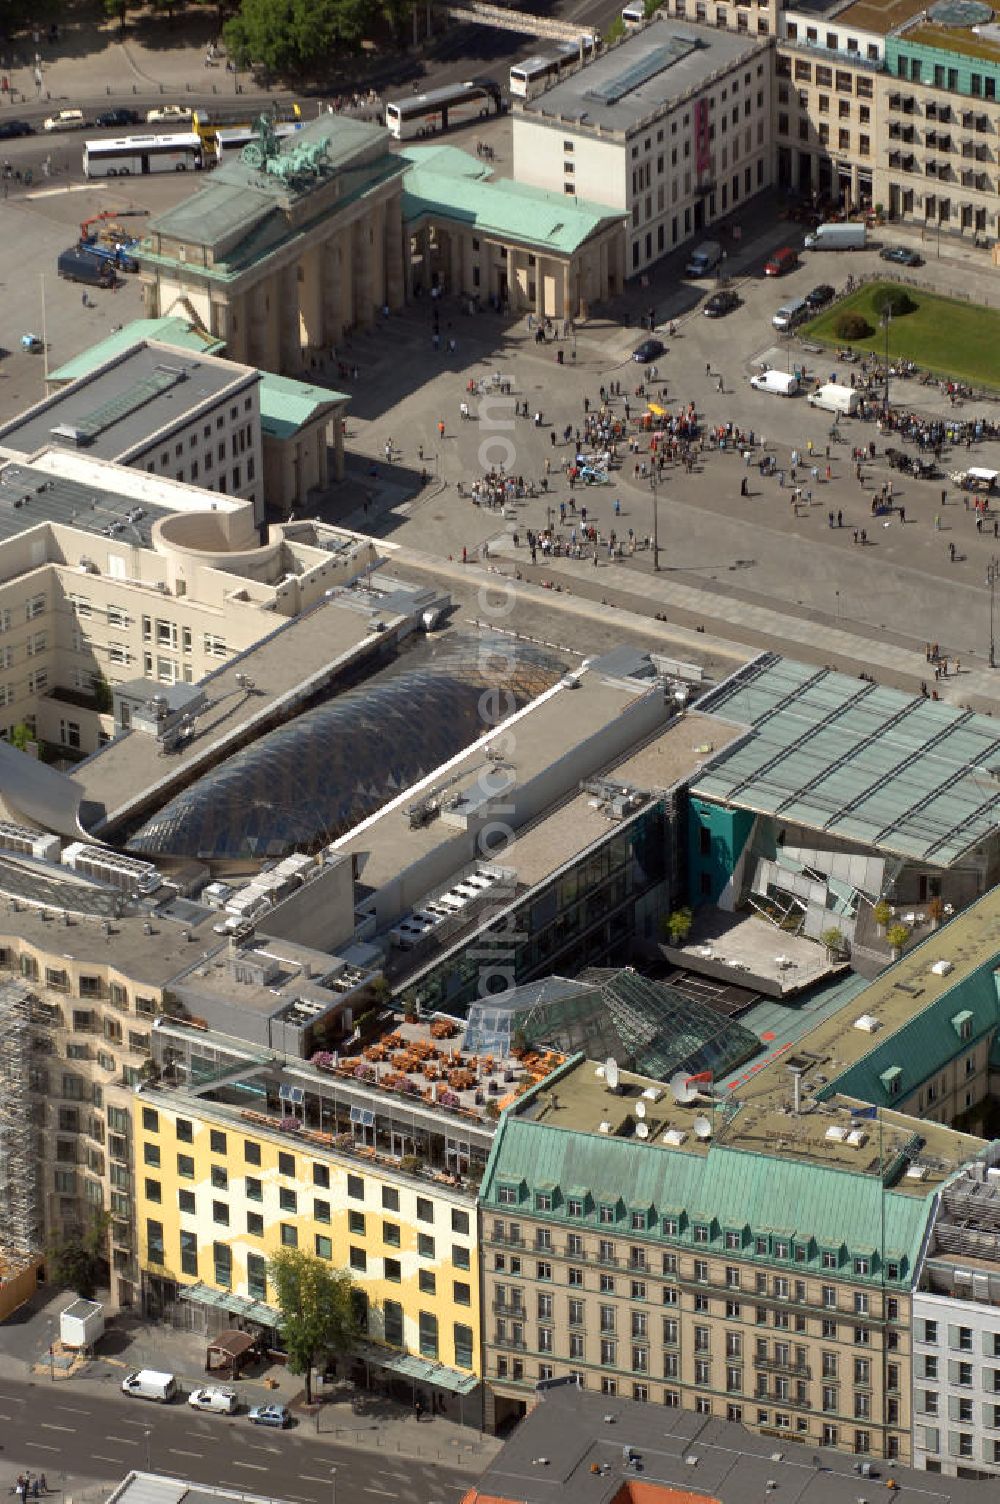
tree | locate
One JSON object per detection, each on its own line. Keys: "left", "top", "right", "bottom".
{"left": 268, "top": 1248, "right": 360, "bottom": 1402}
{"left": 8, "top": 722, "right": 35, "bottom": 753}
{"left": 605, "top": 15, "right": 626, "bottom": 42}
{"left": 872, "top": 899, "right": 892, "bottom": 931}
{"left": 820, "top": 926, "right": 846, "bottom": 959}
{"left": 47, "top": 1212, "right": 110, "bottom": 1301}
{"left": 225, "top": 0, "right": 370, "bottom": 78}
{"left": 886, "top": 922, "right": 911, "bottom": 956}
{"left": 662, "top": 907, "right": 693, "bottom": 946}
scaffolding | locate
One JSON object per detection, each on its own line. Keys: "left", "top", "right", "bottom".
{"left": 0, "top": 979, "right": 41, "bottom": 1269}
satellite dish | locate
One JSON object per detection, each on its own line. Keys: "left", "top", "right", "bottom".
{"left": 636, "top": 1122, "right": 650, "bottom": 1140}
{"left": 605, "top": 1057, "right": 620, "bottom": 1093}
{"left": 693, "top": 1115, "right": 713, "bottom": 1140}
{"left": 669, "top": 1072, "right": 697, "bottom": 1105}
{"left": 636, "top": 1101, "right": 646, "bottom": 1119}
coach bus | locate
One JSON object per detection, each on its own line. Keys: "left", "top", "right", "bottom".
{"left": 192, "top": 103, "right": 301, "bottom": 158}
{"left": 509, "top": 38, "right": 595, "bottom": 99}
{"left": 82, "top": 132, "right": 204, "bottom": 177}
{"left": 385, "top": 79, "right": 502, "bottom": 141}
{"left": 214, "top": 121, "right": 303, "bottom": 161}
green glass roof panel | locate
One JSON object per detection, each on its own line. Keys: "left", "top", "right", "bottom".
{"left": 693, "top": 654, "right": 1000, "bottom": 865}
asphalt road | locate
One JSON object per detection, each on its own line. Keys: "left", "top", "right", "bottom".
{"left": 0, "top": 0, "right": 625, "bottom": 179}
{"left": 0, "top": 1377, "right": 470, "bottom": 1504}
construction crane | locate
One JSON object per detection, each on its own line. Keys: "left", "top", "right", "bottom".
{"left": 79, "top": 207, "right": 149, "bottom": 246}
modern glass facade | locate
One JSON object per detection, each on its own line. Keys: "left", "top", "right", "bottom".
{"left": 401, "top": 801, "right": 671, "bottom": 1017}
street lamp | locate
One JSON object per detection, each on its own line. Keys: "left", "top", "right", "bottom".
{"left": 144, "top": 1428, "right": 151, "bottom": 1474}
{"left": 987, "top": 556, "right": 999, "bottom": 668}
{"left": 650, "top": 470, "right": 660, "bottom": 572}
{"left": 330, "top": 1467, "right": 338, "bottom": 1504}
{"left": 47, "top": 1320, "right": 55, "bottom": 1382}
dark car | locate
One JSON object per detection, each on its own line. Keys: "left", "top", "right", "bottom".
{"left": 704, "top": 289, "right": 740, "bottom": 318}
{"left": 632, "top": 337, "right": 665, "bottom": 363}
{"left": 880, "top": 245, "right": 923, "bottom": 267}
{"left": 0, "top": 120, "right": 34, "bottom": 139}
{"left": 805, "top": 283, "right": 835, "bottom": 309}
{"left": 95, "top": 107, "right": 141, "bottom": 128}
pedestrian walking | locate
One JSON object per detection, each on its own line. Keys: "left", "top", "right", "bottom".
{"left": 837, "top": 510, "right": 843, "bottom": 527}
{"left": 437, "top": 419, "right": 445, "bottom": 440}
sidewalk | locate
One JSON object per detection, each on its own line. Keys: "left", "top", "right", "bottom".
{"left": 0, "top": 1292, "right": 497, "bottom": 1472}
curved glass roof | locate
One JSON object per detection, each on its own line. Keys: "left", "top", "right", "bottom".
{"left": 126, "top": 640, "right": 561, "bottom": 863}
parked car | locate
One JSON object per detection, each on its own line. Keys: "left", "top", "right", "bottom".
{"left": 632, "top": 337, "right": 665, "bottom": 363}
{"left": 95, "top": 107, "right": 140, "bottom": 128}
{"left": 20, "top": 334, "right": 45, "bottom": 352}
{"left": 703, "top": 288, "right": 740, "bottom": 318}
{"left": 880, "top": 245, "right": 922, "bottom": 266}
{"left": 43, "top": 109, "right": 86, "bottom": 133}
{"left": 764, "top": 245, "right": 798, "bottom": 277}
{"left": 0, "top": 120, "right": 34, "bottom": 139}
{"left": 805, "top": 283, "right": 835, "bottom": 309}
{"left": 248, "top": 1404, "right": 291, "bottom": 1429}
{"left": 189, "top": 1386, "right": 238, "bottom": 1415}
{"left": 145, "top": 104, "right": 193, "bottom": 124}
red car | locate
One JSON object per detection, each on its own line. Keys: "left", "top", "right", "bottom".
{"left": 765, "top": 246, "right": 798, "bottom": 276}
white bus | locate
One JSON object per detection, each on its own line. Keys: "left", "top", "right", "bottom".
{"left": 510, "top": 38, "right": 595, "bottom": 99}
{"left": 622, "top": 2, "right": 647, "bottom": 26}
{"left": 83, "top": 132, "right": 203, "bottom": 178}
{"left": 214, "top": 121, "right": 302, "bottom": 162}
{"left": 385, "top": 79, "right": 502, "bottom": 141}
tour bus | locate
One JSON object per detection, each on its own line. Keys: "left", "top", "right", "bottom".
{"left": 509, "top": 38, "right": 596, "bottom": 100}
{"left": 385, "top": 80, "right": 502, "bottom": 141}
{"left": 83, "top": 132, "right": 203, "bottom": 178}
{"left": 192, "top": 104, "right": 302, "bottom": 159}
{"left": 214, "top": 121, "right": 302, "bottom": 162}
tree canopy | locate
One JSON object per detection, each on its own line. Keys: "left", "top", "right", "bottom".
{"left": 224, "top": 0, "right": 373, "bottom": 76}
{"left": 267, "top": 1247, "right": 360, "bottom": 1402}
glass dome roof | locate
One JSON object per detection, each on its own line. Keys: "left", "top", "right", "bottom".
{"left": 126, "top": 639, "right": 562, "bottom": 863}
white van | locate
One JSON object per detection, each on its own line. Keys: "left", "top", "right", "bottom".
{"left": 808, "top": 383, "right": 860, "bottom": 415}
{"left": 121, "top": 1370, "right": 180, "bottom": 1403}
{"left": 772, "top": 298, "right": 809, "bottom": 332}
{"left": 750, "top": 370, "right": 800, "bottom": 397}
{"left": 622, "top": 3, "right": 646, "bottom": 25}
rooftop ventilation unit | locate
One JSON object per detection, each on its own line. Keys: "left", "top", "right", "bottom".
{"left": 930, "top": 959, "right": 954, "bottom": 976}
{"left": 825, "top": 1125, "right": 848, "bottom": 1142}
{"left": 663, "top": 1127, "right": 687, "bottom": 1146}
{"left": 854, "top": 1014, "right": 881, "bottom": 1033}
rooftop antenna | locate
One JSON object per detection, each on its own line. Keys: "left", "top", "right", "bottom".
{"left": 605, "top": 1057, "right": 620, "bottom": 1094}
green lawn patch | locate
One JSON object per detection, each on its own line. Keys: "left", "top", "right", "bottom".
{"left": 802, "top": 281, "right": 1000, "bottom": 389}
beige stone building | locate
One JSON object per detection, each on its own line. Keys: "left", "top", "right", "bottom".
{"left": 139, "top": 116, "right": 407, "bottom": 375}
{"left": 0, "top": 449, "right": 375, "bottom": 755}
{"left": 513, "top": 21, "right": 774, "bottom": 276}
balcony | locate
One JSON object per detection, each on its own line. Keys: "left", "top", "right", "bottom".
{"left": 754, "top": 1355, "right": 812, "bottom": 1378}
{"left": 492, "top": 1301, "right": 527, "bottom": 1317}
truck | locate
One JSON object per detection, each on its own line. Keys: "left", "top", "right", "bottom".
{"left": 684, "top": 240, "right": 722, "bottom": 277}
{"left": 750, "top": 369, "right": 800, "bottom": 397}
{"left": 57, "top": 247, "right": 115, "bottom": 288}
{"left": 804, "top": 222, "right": 867, "bottom": 251}
{"left": 78, "top": 239, "right": 139, "bottom": 273}
{"left": 122, "top": 1370, "right": 180, "bottom": 1403}
{"left": 60, "top": 1299, "right": 105, "bottom": 1350}
{"left": 807, "top": 383, "right": 861, "bottom": 415}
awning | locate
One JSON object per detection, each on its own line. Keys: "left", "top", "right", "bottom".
{"left": 968, "top": 467, "right": 998, "bottom": 484}
{"left": 356, "top": 1342, "right": 480, "bottom": 1396}
{"left": 178, "top": 1282, "right": 280, "bottom": 1327}
{"left": 208, "top": 1328, "right": 258, "bottom": 1360}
